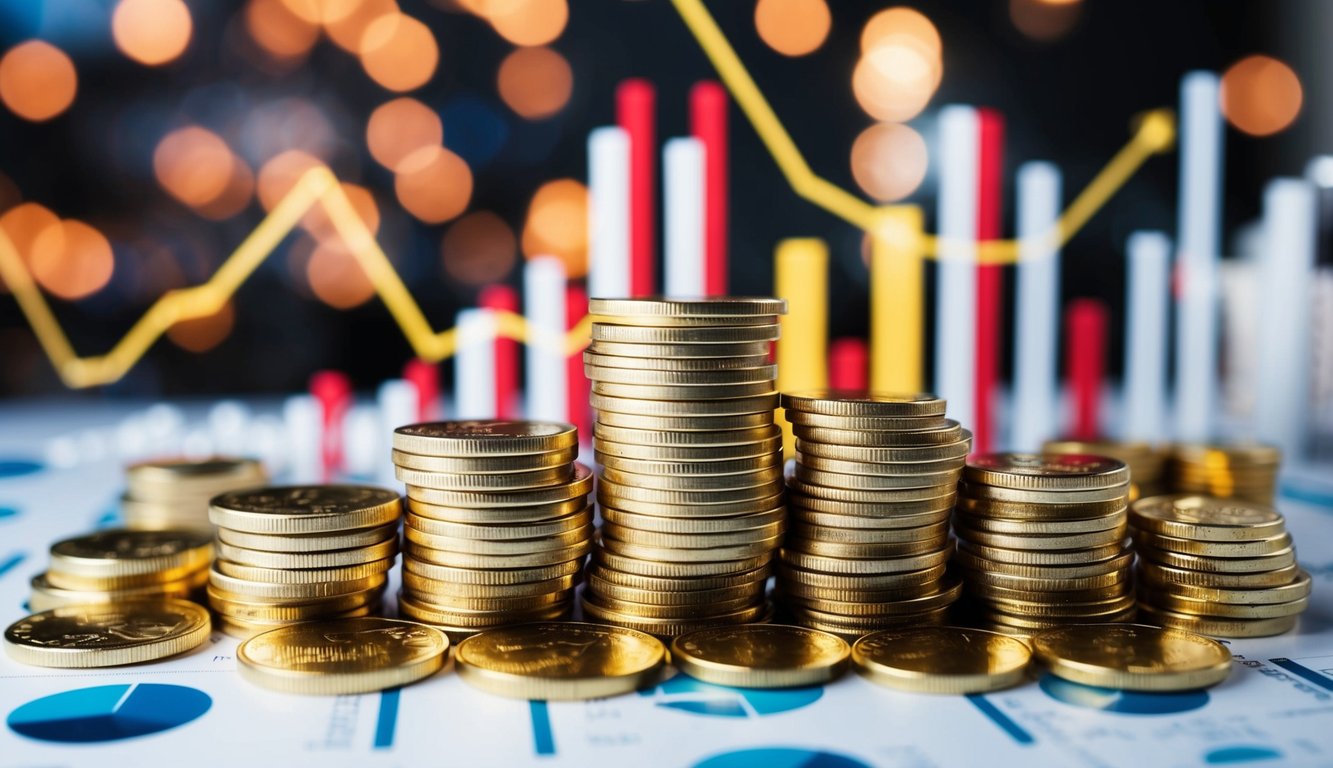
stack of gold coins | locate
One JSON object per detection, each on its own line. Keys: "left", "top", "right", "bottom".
{"left": 778, "top": 392, "right": 969, "bottom": 638}
{"left": 207, "top": 486, "right": 400, "bottom": 639}
{"left": 1043, "top": 440, "right": 1166, "bottom": 500}
{"left": 392, "top": 421, "right": 591, "bottom": 639}
{"left": 580, "top": 297, "right": 786, "bottom": 637}
{"left": 1166, "top": 443, "right": 1281, "bottom": 504}
{"left": 30, "top": 529, "right": 212, "bottom": 611}
{"left": 955, "top": 454, "right": 1135, "bottom": 635}
{"left": 1131, "top": 495, "right": 1309, "bottom": 637}
{"left": 122, "top": 458, "right": 267, "bottom": 531}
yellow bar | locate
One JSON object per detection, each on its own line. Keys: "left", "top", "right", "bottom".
{"left": 775, "top": 238, "right": 829, "bottom": 455}
{"left": 870, "top": 206, "right": 924, "bottom": 392}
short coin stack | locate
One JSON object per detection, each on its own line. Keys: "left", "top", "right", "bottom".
{"left": 30, "top": 529, "right": 212, "bottom": 611}
{"left": 955, "top": 454, "right": 1135, "bottom": 635}
{"left": 122, "top": 457, "right": 267, "bottom": 531}
{"left": 1044, "top": 440, "right": 1166, "bottom": 500}
{"left": 581, "top": 297, "right": 787, "bottom": 637}
{"left": 779, "top": 392, "right": 969, "bottom": 637}
{"left": 1166, "top": 444, "right": 1281, "bottom": 505}
{"left": 207, "top": 486, "right": 401, "bottom": 639}
{"left": 1131, "top": 495, "right": 1309, "bottom": 637}
{"left": 393, "top": 421, "right": 592, "bottom": 638}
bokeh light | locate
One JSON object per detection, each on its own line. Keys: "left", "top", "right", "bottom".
{"left": 1221, "top": 54, "right": 1303, "bottom": 137}
{"left": 303, "top": 182, "right": 381, "bottom": 243}
{"left": 307, "top": 240, "right": 376, "bottom": 308}
{"left": 29, "top": 220, "right": 115, "bottom": 300}
{"left": 0, "top": 41, "right": 77, "bottom": 122}
{"left": 246, "top": 0, "right": 320, "bottom": 61}
{"left": 497, "top": 46, "right": 573, "bottom": 120}
{"left": 153, "top": 126, "right": 236, "bottom": 208}
{"left": 1009, "top": 0, "right": 1083, "bottom": 42}
{"left": 0, "top": 203, "right": 59, "bottom": 292}
{"left": 112, "top": 0, "right": 193, "bottom": 66}
{"left": 324, "top": 0, "right": 398, "bottom": 52}
{"left": 395, "top": 146, "right": 472, "bottom": 223}
{"left": 367, "top": 97, "right": 443, "bottom": 171}
{"left": 281, "top": 0, "right": 361, "bottom": 25}
{"left": 441, "top": 210, "right": 517, "bottom": 285}
{"left": 850, "top": 122, "right": 928, "bottom": 202}
{"left": 521, "top": 178, "right": 587, "bottom": 277}
{"left": 257, "top": 149, "right": 326, "bottom": 211}
{"left": 167, "top": 301, "right": 235, "bottom": 352}
{"left": 487, "top": 0, "right": 568, "bottom": 47}
{"left": 195, "top": 161, "right": 255, "bottom": 221}
{"left": 854, "top": 7, "right": 942, "bottom": 123}
{"left": 359, "top": 13, "right": 438, "bottom": 92}
{"left": 754, "top": 0, "right": 831, "bottom": 57}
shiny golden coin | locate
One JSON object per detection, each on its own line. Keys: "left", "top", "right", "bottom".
{"left": 208, "top": 568, "right": 386, "bottom": 600}
{"left": 407, "top": 496, "right": 588, "bottom": 526}
{"left": 587, "top": 339, "right": 773, "bottom": 360}
{"left": 455, "top": 621, "right": 665, "bottom": 700}
{"left": 1129, "top": 495, "right": 1286, "bottom": 541}
{"left": 600, "top": 492, "right": 784, "bottom": 519}
{"left": 595, "top": 410, "right": 776, "bottom": 432}
{"left": 852, "top": 627, "right": 1030, "bottom": 694}
{"left": 591, "top": 381, "right": 776, "bottom": 402}
{"left": 398, "top": 594, "right": 570, "bottom": 629}
{"left": 587, "top": 592, "right": 760, "bottom": 620}
{"left": 126, "top": 456, "right": 266, "bottom": 498}
{"left": 794, "top": 466, "right": 959, "bottom": 491}
{"left": 209, "top": 586, "right": 384, "bottom": 621}
{"left": 390, "top": 447, "right": 577, "bottom": 474}
{"left": 601, "top": 533, "right": 781, "bottom": 563}
{"left": 581, "top": 596, "right": 770, "bottom": 636}
{"left": 217, "top": 522, "right": 398, "bottom": 553}
{"left": 794, "top": 438, "right": 971, "bottom": 463}
{"left": 963, "top": 565, "right": 1130, "bottom": 593}
{"left": 1139, "top": 589, "right": 1308, "bottom": 620}
{"left": 954, "top": 510, "right": 1123, "bottom": 535}
{"left": 237, "top": 618, "right": 446, "bottom": 695}
{"left": 404, "top": 524, "right": 592, "bottom": 555}
{"left": 783, "top": 536, "right": 939, "bottom": 559}
{"left": 28, "top": 572, "right": 201, "bottom": 612}
{"left": 4, "top": 600, "right": 210, "bottom": 668}
{"left": 395, "top": 464, "right": 572, "bottom": 491}
{"left": 210, "top": 486, "right": 402, "bottom": 534}
{"left": 592, "top": 392, "right": 780, "bottom": 417}
{"left": 780, "top": 547, "right": 951, "bottom": 575}
{"left": 592, "top": 547, "right": 771, "bottom": 579}
{"left": 958, "top": 541, "right": 1124, "bottom": 567}
{"left": 955, "top": 548, "right": 1132, "bottom": 580}
{"left": 406, "top": 463, "right": 593, "bottom": 508}
{"left": 787, "top": 520, "right": 948, "bottom": 545}
{"left": 787, "top": 577, "right": 963, "bottom": 618}
{"left": 407, "top": 508, "right": 591, "bottom": 540}
{"left": 43, "top": 565, "right": 206, "bottom": 592}
{"left": 956, "top": 496, "right": 1126, "bottom": 520}
{"left": 1138, "top": 567, "right": 1311, "bottom": 604}
{"left": 1170, "top": 442, "right": 1281, "bottom": 466}
{"left": 591, "top": 323, "right": 779, "bottom": 344}
{"left": 780, "top": 391, "right": 946, "bottom": 418}
{"left": 215, "top": 605, "right": 383, "bottom": 640}
{"left": 1135, "top": 543, "right": 1297, "bottom": 573}
{"left": 965, "top": 453, "right": 1130, "bottom": 491}
{"left": 403, "top": 556, "right": 582, "bottom": 585}
{"left": 601, "top": 506, "right": 784, "bottom": 535}
{"left": 590, "top": 296, "right": 787, "bottom": 318}
{"left": 48, "top": 528, "right": 212, "bottom": 579}
{"left": 985, "top": 607, "right": 1138, "bottom": 630}
{"left": 788, "top": 604, "right": 951, "bottom": 633}
{"left": 670, "top": 625, "right": 849, "bottom": 688}
{"left": 594, "top": 435, "right": 781, "bottom": 462}
{"left": 588, "top": 562, "right": 770, "bottom": 592}
{"left": 793, "top": 453, "right": 965, "bottom": 477}
{"left": 585, "top": 574, "right": 763, "bottom": 607}
{"left": 1133, "top": 531, "right": 1292, "bottom": 558}
{"left": 601, "top": 466, "right": 782, "bottom": 492}
{"left": 594, "top": 422, "right": 778, "bottom": 447}
{"left": 214, "top": 536, "right": 398, "bottom": 570}
{"left": 955, "top": 522, "right": 1127, "bottom": 551}
{"left": 960, "top": 482, "right": 1130, "bottom": 506}
{"left": 213, "top": 555, "right": 394, "bottom": 584}
{"left": 1137, "top": 605, "right": 1298, "bottom": 638}
{"left": 778, "top": 562, "right": 948, "bottom": 590}
{"left": 598, "top": 453, "right": 780, "bottom": 477}
{"left": 787, "top": 479, "right": 956, "bottom": 504}
{"left": 403, "top": 571, "right": 576, "bottom": 600}
{"left": 965, "top": 578, "right": 1131, "bottom": 604}
{"left": 787, "top": 493, "right": 956, "bottom": 519}
{"left": 392, "top": 420, "right": 577, "bottom": 457}
{"left": 790, "top": 507, "right": 952, "bottom": 532}
{"left": 792, "top": 422, "right": 964, "bottom": 447}
{"left": 1031, "top": 623, "right": 1231, "bottom": 690}
{"left": 584, "top": 351, "right": 772, "bottom": 372}
{"left": 782, "top": 411, "right": 951, "bottom": 432}
{"left": 405, "top": 540, "right": 589, "bottom": 569}
{"left": 779, "top": 578, "right": 938, "bottom": 603}
{"left": 405, "top": 588, "right": 573, "bottom": 613}
{"left": 586, "top": 364, "right": 777, "bottom": 387}
{"left": 590, "top": 313, "right": 778, "bottom": 328}
{"left": 598, "top": 481, "right": 784, "bottom": 508}
{"left": 985, "top": 593, "right": 1138, "bottom": 620}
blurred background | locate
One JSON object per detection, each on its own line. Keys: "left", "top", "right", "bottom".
{"left": 0, "top": 0, "right": 1322, "bottom": 398}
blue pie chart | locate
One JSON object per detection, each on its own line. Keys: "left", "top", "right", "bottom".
{"left": 8, "top": 684, "right": 211, "bottom": 743}
{"left": 695, "top": 747, "right": 871, "bottom": 768}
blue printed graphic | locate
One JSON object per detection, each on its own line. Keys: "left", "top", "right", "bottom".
{"left": 1039, "top": 674, "right": 1209, "bottom": 715}
{"left": 1204, "top": 745, "right": 1284, "bottom": 764}
{"left": 694, "top": 747, "right": 871, "bottom": 768}
{"left": 643, "top": 674, "right": 822, "bottom": 718}
{"left": 8, "top": 684, "right": 211, "bottom": 743}
{"left": 0, "top": 506, "right": 18, "bottom": 519}
{"left": 0, "top": 459, "right": 42, "bottom": 479}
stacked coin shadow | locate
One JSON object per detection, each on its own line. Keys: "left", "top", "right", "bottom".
{"left": 954, "top": 454, "right": 1136, "bottom": 635}
{"left": 1166, "top": 443, "right": 1281, "bottom": 505}
{"left": 207, "top": 486, "right": 401, "bottom": 639}
{"left": 393, "top": 421, "right": 592, "bottom": 639}
{"left": 580, "top": 298, "right": 787, "bottom": 637}
{"left": 1043, "top": 439, "right": 1166, "bottom": 500}
{"left": 30, "top": 528, "right": 212, "bottom": 611}
{"left": 122, "top": 457, "right": 267, "bottom": 531}
{"left": 1131, "top": 495, "right": 1310, "bottom": 637}
{"left": 778, "top": 392, "right": 969, "bottom": 638}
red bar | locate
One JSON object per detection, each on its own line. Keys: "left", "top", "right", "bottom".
{"left": 973, "top": 109, "right": 1005, "bottom": 454}
{"left": 828, "top": 338, "right": 869, "bottom": 391}
{"left": 402, "top": 358, "right": 440, "bottom": 421}
{"left": 1065, "top": 298, "right": 1108, "bottom": 441}
{"left": 617, "top": 78, "right": 656, "bottom": 297}
{"left": 690, "top": 81, "right": 728, "bottom": 296}
{"left": 479, "top": 284, "right": 519, "bottom": 419}
{"left": 309, "top": 370, "right": 352, "bottom": 481}
{"left": 565, "top": 284, "right": 590, "bottom": 439}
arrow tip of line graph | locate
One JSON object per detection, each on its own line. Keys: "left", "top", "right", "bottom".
{"left": 1133, "top": 109, "right": 1177, "bottom": 154}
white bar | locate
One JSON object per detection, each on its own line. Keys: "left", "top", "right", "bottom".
{"left": 1255, "top": 178, "right": 1318, "bottom": 457}
{"left": 1174, "top": 72, "right": 1224, "bottom": 441}
{"left": 1123, "top": 231, "right": 1172, "bottom": 443}
{"left": 341, "top": 404, "right": 380, "bottom": 479}
{"left": 282, "top": 394, "right": 322, "bottom": 483}
{"left": 455, "top": 308, "right": 497, "bottom": 419}
{"left": 1011, "top": 161, "right": 1062, "bottom": 451}
{"left": 934, "top": 105, "right": 979, "bottom": 431}
{"left": 588, "top": 126, "right": 631, "bottom": 300}
{"left": 377, "top": 378, "right": 417, "bottom": 483}
{"left": 1305, "top": 156, "right": 1333, "bottom": 188}
{"left": 524, "top": 256, "right": 569, "bottom": 421}
{"left": 664, "top": 137, "right": 706, "bottom": 297}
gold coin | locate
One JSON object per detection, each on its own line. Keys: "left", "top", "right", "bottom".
{"left": 1169, "top": 442, "right": 1281, "bottom": 466}
{"left": 965, "top": 578, "right": 1131, "bottom": 604}
{"left": 962, "top": 565, "right": 1129, "bottom": 593}
{"left": 209, "top": 585, "right": 384, "bottom": 621}
{"left": 780, "top": 547, "right": 951, "bottom": 575}
{"left": 586, "top": 592, "right": 760, "bottom": 620}
{"left": 598, "top": 481, "right": 784, "bottom": 507}
{"left": 601, "top": 466, "right": 782, "bottom": 492}
{"left": 779, "top": 562, "right": 947, "bottom": 590}
{"left": 1136, "top": 543, "right": 1296, "bottom": 573}
{"left": 587, "top": 339, "right": 774, "bottom": 359}
{"left": 965, "top": 453, "right": 1130, "bottom": 491}
{"left": 405, "top": 539, "right": 589, "bottom": 569}
{"left": 586, "top": 364, "right": 777, "bottom": 387}
{"left": 403, "top": 571, "right": 576, "bottom": 599}
{"left": 584, "top": 351, "right": 772, "bottom": 371}
{"left": 780, "top": 391, "right": 947, "bottom": 418}
{"left": 793, "top": 453, "right": 965, "bottom": 476}
{"left": 208, "top": 568, "right": 386, "bottom": 600}
{"left": 407, "top": 496, "right": 588, "bottom": 525}
{"left": 594, "top": 435, "right": 781, "bottom": 462}
{"left": 390, "top": 447, "right": 577, "bottom": 474}
{"left": 795, "top": 438, "right": 971, "bottom": 463}
{"left": 1137, "top": 605, "right": 1299, "bottom": 638}
{"left": 592, "top": 380, "right": 777, "bottom": 402}
{"left": 787, "top": 577, "right": 962, "bottom": 617}
{"left": 984, "top": 606, "right": 1137, "bottom": 630}
{"left": 48, "top": 528, "right": 212, "bottom": 579}
{"left": 958, "top": 541, "right": 1124, "bottom": 566}
{"left": 790, "top": 506, "right": 952, "bottom": 531}
{"left": 961, "top": 482, "right": 1129, "bottom": 505}
{"left": 455, "top": 621, "right": 665, "bottom": 699}
{"left": 214, "top": 537, "right": 398, "bottom": 570}
{"left": 217, "top": 522, "right": 399, "bottom": 553}
{"left": 392, "top": 420, "right": 577, "bottom": 457}
{"left": 588, "top": 562, "right": 770, "bottom": 591}
{"left": 601, "top": 506, "right": 784, "bottom": 535}
{"left": 601, "top": 521, "right": 784, "bottom": 550}
{"left": 794, "top": 466, "right": 959, "bottom": 491}
{"left": 1129, "top": 495, "right": 1286, "bottom": 541}
{"left": 403, "top": 556, "right": 581, "bottom": 585}
{"left": 210, "top": 485, "right": 402, "bottom": 534}
{"left": 1138, "top": 567, "right": 1311, "bottom": 604}
{"left": 1031, "top": 623, "right": 1231, "bottom": 690}
{"left": 215, "top": 603, "right": 384, "bottom": 640}
{"left": 783, "top": 536, "right": 940, "bottom": 559}
{"left": 591, "top": 313, "right": 779, "bottom": 328}
{"left": 237, "top": 618, "right": 447, "bottom": 695}
{"left": 4, "top": 600, "right": 210, "bottom": 668}
{"left": 596, "top": 410, "right": 776, "bottom": 432}
{"left": 955, "top": 496, "right": 1126, "bottom": 520}
{"left": 395, "top": 464, "right": 572, "bottom": 491}
{"left": 592, "top": 392, "right": 780, "bottom": 417}
{"left": 788, "top": 604, "right": 951, "bottom": 632}
{"left": 600, "top": 492, "right": 783, "bottom": 519}
{"left": 593, "top": 547, "right": 771, "bottom": 579}
{"left": 852, "top": 627, "right": 1030, "bottom": 694}
{"left": 985, "top": 593, "right": 1138, "bottom": 619}
{"left": 793, "top": 422, "right": 964, "bottom": 447}
{"left": 955, "top": 522, "right": 1128, "bottom": 551}
{"left": 1139, "top": 588, "right": 1308, "bottom": 619}
{"left": 670, "top": 625, "right": 849, "bottom": 688}
{"left": 598, "top": 453, "right": 780, "bottom": 478}
{"left": 593, "top": 422, "right": 777, "bottom": 447}
{"left": 955, "top": 548, "right": 1132, "bottom": 580}
{"left": 406, "top": 463, "right": 593, "bottom": 508}
{"left": 787, "top": 493, "right": 955, "bottom": 518}
{"left": 591, "top": 323, "right": 779, "bottom": 344}
{"left": 126, "top": 457, "right": 267, "bottom": 499}
{"left": 954, "top": 510, "right": 1123, "bottom": 535}
{"left": 786, "top": 521, "right": 949, "bottom": 545}
{"left": 403, "top": 524, "right": 592, "bottom": 555}
{"left": 27, "top": 572, "right": 200, "bottom": 612}
{"left": 214, "top": 557, "right": 393, "bottom": 584}
{"left": 397, "top": 593, "right": 570, "bottom": 629}
{"left": 586, "top": 574, "right": 763, "bottom": 607}
{"left": 405, "top": 588, "right": 573, "bottom": 613}
{"left": 787, "top": 479, "right": 956, "bottom": 504}
{"left": 43, "top": 564, "right": 206, "bottom": 592}
{"left": 782, "top": 411, "right": 952, "bottom": 432}
{"left": 407, "top": 508, "right": 591, "bottom": 540}
{"left": 601, "top": 533, "right": 781, "bottom": 563}
{"left": 1132, "top": 531, "right": 1293, "bottom": 558}
{"left": 779, "top": 579, "right": 938, "bottom": 603}
{"left": 581, "top": 595, "right": 770, "bottom": 636}
{"left": 590, "top": 296, "right": 787, "bottom": 318}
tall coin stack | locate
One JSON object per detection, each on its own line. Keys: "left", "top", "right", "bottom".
{"left": 1043, "top": 440, "right": 1166, "bottom": 500}
{"left": 31, "top": 528, "right": 212, "bottom": 611}
{"left": 1166, "top": 444, "right": 1281, "bottom": 505}
{"left": 122, "top": 458, "right": 267, "bottom": 531}
{"left": 393, "top": 421, "right": 592, "bottom": 638}
{"left": 207, "top": 486, "right": 401, "bottom": 638}
{"left": 1131, "top": 495, "right": 1309, "bottom": 637}
{"left": 779, "top": 392, "right": 969, "bottom": 638}
{"left": 580, "top": 297, "right": 787, "bottom": 637}
{"left": 955, "top": 454, "right": 1135, "bottom": 635}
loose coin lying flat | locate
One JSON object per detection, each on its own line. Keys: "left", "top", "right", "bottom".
{"left": 4, "top": 600, "right": 210, "bottom": 668}
{"left": 455, "top": 622, "right": 666, "bottom": 700}
{"left": 1030, "top": 623, "right": 1231, "bottom": 691}
{"left": 49, "top": 528, "right": 213, "bottom": 578}
{"left": 851, "top": 626, "right": 1031, "bottom": 694}
{"left": 669, "top": 624, "right": 849, "bottom": 688}
{"left": 237, "top": 618, "right": 448, "bottom": 695}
